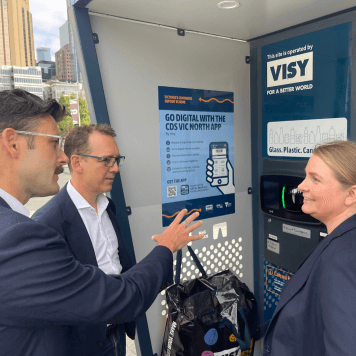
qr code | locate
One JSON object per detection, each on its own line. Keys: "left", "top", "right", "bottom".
{"left": 167, "top": 186, "right": 177, "bottom": 198}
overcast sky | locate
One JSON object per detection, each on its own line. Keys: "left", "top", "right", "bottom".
{"left": 30, "top": 0, "right": 68, "bottom": 62}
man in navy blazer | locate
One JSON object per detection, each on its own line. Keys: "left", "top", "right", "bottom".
{"left": 32, "top": 124, "right": 139, "bottom": 356}
{"left": 0, "top": 89, "right": 203, "bottom": 356}
{"left": 32, "top": 182, "right": 136, "bottom": 355}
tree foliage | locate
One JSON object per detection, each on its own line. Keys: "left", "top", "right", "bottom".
{"left": 79, "top": 97, "right": 91, "bottom": 126}
{"left": 57, "top": 93, "right": 91, "bottom": 136}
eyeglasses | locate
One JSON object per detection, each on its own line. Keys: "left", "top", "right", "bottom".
{"left": 15, "top": 130, "right": 64, "bottom": 156}
{"left": 79, "top": 154, "right": 125, "bottom": 167}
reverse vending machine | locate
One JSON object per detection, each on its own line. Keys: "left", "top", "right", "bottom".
{"left": 250, "top": 13, "right": 356, "bottom": 334}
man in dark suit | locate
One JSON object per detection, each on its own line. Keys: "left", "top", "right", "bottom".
{"left": 0, "top": 89, "right": 203, "bottom": 356}
{"left": 33, "top": 124, "right": 139, "bottom": 355}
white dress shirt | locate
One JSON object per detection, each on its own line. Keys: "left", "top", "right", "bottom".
{"left": 0, "top": 188, "right": 30, "bottom": 217}
{"left": 67, "top": 180, "right": 122, "bottom": 275}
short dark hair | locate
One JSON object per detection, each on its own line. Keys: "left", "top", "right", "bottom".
{"left": 0, "top": 89, "right": 67, "bottom": 148}
{"left": 64, "top": 124, "right": 116, "bottom": 172}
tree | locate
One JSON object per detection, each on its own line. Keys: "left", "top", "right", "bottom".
{"left": 57, "top": 93, "right": 91, "bottom": 136}
{"left": 79, "top": 97, "right": 91, "bottom": 126}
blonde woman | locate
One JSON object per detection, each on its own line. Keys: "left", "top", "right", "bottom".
{"left": 264, "top": 140, "right": 356, "bottom": 356}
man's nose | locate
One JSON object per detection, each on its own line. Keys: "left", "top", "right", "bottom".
{"left": 110, "top": 160, "right": 120, "bottom": 172}
{"left": 58, "top": 149, "right": 69, "bottom": 165}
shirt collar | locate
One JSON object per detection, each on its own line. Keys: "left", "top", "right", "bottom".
{"left": 0, "top": 188, "right": 30, "bottom": 217}
{"left": 67, "top": 180, "right": 109, "bottom": 215}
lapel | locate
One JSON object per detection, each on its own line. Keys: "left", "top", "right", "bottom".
{"left": 59, "top": 183, "right": 98, "bottom": 266}
{"left": 0, "top": 196, "right": 12, "bottom": 210}
{"left": 268, "top": 214, "right": 356, "bottom": 331}
{"left": 106, "top": 200, "right": 133, "bottom": 271}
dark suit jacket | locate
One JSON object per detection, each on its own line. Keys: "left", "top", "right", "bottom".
{"left": 264, "top": 214, "right": 356, "bottom": 356}
{"left": 32, "top": 183, "right": 140, "bottom": 355}
{"left": 0, "top": 191, "right": 173, "bottom": 356}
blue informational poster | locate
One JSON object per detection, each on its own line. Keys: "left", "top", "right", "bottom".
{"left": 159, "top": 86, "right": 235, "bottom": 227}
{"left": 262, "top": 22, "right": 352, "bottom": 158}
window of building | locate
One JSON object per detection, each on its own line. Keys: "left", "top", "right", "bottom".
{"left": 22, "top": 9, "right": 28, "bottom": 66}
{"left": 27, "top": 11, "right": 33, "bottom": 66}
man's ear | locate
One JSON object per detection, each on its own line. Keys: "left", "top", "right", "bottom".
{"left": 345, "top": 185, "right": 356, "bottom": 207}
{"left": 70, "top": 155, "right": 83, "bottom": 173}
{"left": 0, "top": 128, "right": 23, "bottom": 158}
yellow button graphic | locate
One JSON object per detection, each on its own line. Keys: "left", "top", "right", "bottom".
{"left": 229, "top": 334, "right": 237, "bottom": 343}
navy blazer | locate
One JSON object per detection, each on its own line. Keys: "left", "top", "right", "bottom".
{"left": 264, "top": 214, "right": 356, "bottom": 356}
{"left": 0, "top": 192, "right": 173, "bottom": 356}
{"left": 31, "top": 183, "right": 138, "bottom": 355}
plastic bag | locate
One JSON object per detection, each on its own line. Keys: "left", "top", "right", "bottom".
{"left": 161, "top": 246, "right": 258, "bottom": 356}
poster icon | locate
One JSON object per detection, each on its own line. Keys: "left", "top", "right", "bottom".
{"left": 181, "top": 185, "right": 189, "bottom": 195}
{"left": 206, "top": 142, "right": 235, "bottom": 195}
{"left": 208, "top": 142, "right": 229, "bottom": 186}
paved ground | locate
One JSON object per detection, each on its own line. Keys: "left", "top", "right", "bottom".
{"left": 25, "top": 166, "right": 137, "bottom": 356}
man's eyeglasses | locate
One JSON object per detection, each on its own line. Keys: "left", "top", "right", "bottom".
{"left": 79, "top": 154, "right": 125, "bottom": 167}
{"left": 15, "top": 130, "right": 64, "bottom": 156}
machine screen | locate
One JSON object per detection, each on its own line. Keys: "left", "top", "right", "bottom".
{"left": 260, "top": 175, "right": 321, "bottom": 224}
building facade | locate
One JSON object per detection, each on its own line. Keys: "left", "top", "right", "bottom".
{"left": 59, "top": 20, "right": 69, "bottom": 49}
{"left": 55, "top": 44, "right": 71, "bottom": 82}
{"left": 0, "top": 65, "right": 43, "bottom": 98}
{"left": 0, "top": 0, "right": 35, "bottom": 67}
{"left": 68, "top": 23, "right": 81, "bottom": 83}
{"left": 36, "top": 47, "right": 51, "bottom": 62}
{"left": 42, "top": 79, "right": 80, "bottom": 100}
{"left": 37, "top": 60, "right": 56, "bottom": 82}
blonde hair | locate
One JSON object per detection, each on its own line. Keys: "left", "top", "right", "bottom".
{"left": 313, "top": 140, "right": 356, "bottom": 190}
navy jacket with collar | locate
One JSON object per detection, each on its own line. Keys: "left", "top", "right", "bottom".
{"left": 0, "top": 187, "right": 173, "bottom": 356}
{"left": 263, "top": 214, "right": 356, "bottom": 356}
{"left": 32, "top": 183, "right": 142, "bottom": 355}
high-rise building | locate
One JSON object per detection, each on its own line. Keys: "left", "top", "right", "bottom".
{"left": 55, "top": 44, "right": 71, "bottom": 82}
{"left": 59, "top": 20, "right": 69, "bottom": 49}
{"left": 0, "top": 1, "right": 11, "bottom": 65}
{"left": 68, "top": 24, "right": 81, "bottom": 83}
{"left": 37, "top": 60, "right": 56, "bottom": 82}
{"left": 65, "top": 1, "right": 81, "bottom": 83}
{"left": 36, "top": 47, "right": 51, "bottom": 62}
{"left": 0, "top": 0, "right": 35, "bottom": 67}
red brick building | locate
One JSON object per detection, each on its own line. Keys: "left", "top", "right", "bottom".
{"left": 55, "top": 44, "right": 71, "bottom": 81}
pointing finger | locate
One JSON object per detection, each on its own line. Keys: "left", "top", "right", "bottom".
{"left": 173, "top": 208, "right": 187, "bottom": 224}
{"left": 185, "top": 211, "right": 200, "bottom": 225}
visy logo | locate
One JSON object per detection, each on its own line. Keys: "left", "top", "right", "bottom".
{"left": 267, "top": 52, "right": 313, "bottom": 88}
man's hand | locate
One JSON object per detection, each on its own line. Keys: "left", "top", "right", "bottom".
{"left": 152, "top": 209, "right": 203, "bottom": 253}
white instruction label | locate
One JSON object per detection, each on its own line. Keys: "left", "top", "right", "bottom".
{"left": 268, "top": 234, "right": 278, "bottom": 241}
{"left": 283, "top": 223, "right": 311, "bottom": 239}
{"left": 267, "top": 239, "right": 280, "bottom": 254}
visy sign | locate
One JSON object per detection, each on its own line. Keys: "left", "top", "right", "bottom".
{"left": 267, "top": 52, "right": 313, "bottom": 88}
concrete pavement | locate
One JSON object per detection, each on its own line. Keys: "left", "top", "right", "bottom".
{"left": 24, "top": 165, "right": 137, "bottom": 356}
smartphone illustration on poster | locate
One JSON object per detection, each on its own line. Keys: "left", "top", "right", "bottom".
{"left": 209, "top": 142, "right": 229, "bottom": 186}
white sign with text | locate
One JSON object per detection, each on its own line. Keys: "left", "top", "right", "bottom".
{"left": 267, "top": 117, "right": 347, "bottom": 157}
